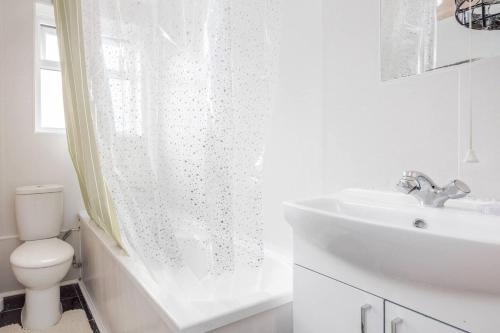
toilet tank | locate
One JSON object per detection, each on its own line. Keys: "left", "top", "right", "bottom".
{"left": 15, "top": 185, "right": 64, "bottom": 241}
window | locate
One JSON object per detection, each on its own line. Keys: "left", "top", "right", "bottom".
{"left": 101, "top": 36, "right": 143, "bottom": 137}
{"left": 35, "top": 2, "right": 65, "bottom": 132}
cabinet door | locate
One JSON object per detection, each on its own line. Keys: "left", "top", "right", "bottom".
{"left": 385, "top": 302, "right": 466, "bottom": 333}
{"left": 294, "top": 265, "right": 383, "bottom": 333}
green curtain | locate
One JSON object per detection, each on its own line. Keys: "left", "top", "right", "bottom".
{"left": 53, "top": 0, "right": 123, "bottom": 248}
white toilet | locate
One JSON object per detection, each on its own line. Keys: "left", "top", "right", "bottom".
{"left": 10, "top": 185, "right": 74, "bottom": 330}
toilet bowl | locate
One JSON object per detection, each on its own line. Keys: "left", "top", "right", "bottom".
{"left": 11, "top": 238, "right": 74, "bottom": 329}
{"left": 10, "top": 185, "right": 74, "bottom": 330}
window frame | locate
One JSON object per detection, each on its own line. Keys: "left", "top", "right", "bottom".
{"left": 34, "top": 2, "right": 65, "bottom": 134}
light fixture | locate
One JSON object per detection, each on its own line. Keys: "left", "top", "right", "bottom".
{"left": 455, "top": 0, "right": 500, "bottom": 30}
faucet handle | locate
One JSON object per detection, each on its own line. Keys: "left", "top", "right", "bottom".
{"left": 397, "top": 178, "right": 419, "bottom": 194}
{"left": 443, "top": 179, "right": 471, "bottom": 199}
{"left": 402, "top": 171, "right": 437, "bottom": 188}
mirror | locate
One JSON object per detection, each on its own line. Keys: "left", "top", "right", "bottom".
{"left": 381, "top": 0, "right": 500, "bottom": 81}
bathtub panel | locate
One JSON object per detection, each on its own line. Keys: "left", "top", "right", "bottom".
{"left": 210, "top": 303, "right": 292, "bottom": 333}
{"left": 80, "top": 214, "right": 292, "bottom": 333}
{"left": 81, "top": 221, "right": 173, "bottom": 333}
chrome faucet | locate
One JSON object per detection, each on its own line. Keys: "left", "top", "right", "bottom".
{"left": 397, "top": 171, "right": 471, "bottom": 207}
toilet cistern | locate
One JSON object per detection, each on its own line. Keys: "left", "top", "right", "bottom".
{"left": 396, "top": 170, "right": 470, "bottom": 207}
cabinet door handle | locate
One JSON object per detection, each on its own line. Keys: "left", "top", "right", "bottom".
{"left": 391, "top": 317, "right": 403, "bottom": 333}
{"left": 360, "top": 304, "right": 371, "bottom": 333}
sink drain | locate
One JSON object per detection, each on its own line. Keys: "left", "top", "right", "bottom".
{"left": 413, "top": 218, "right": 427, "bottom": 229}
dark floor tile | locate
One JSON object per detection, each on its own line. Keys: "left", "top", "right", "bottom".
{"left": 2, "top": 294, "right": 24, "bottom": 311}
{"left": 88, "top": 319, "right": 100, "bottom": 333}
{"left": 0, "top": 309, "right": 22, "bottom": 328}
{"left": 61, "top": 296, "right": 83, "bottom": 312}
{"left": 62, "top": 293, "right": 93, "bottom": 321}
{"left": 60, "top": 284, "right": 78, "bottom": 299}
{"left": 0, "top": 284, "right": 99, "bottom": 331}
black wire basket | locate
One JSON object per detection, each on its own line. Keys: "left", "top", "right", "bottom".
{"left": 455, "top": 0, "right": 500, "bottom": 30}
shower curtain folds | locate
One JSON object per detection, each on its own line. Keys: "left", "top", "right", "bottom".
{"left": 54, "top": 0, "right": 123, "bottom": 248}
{"left": 55, "top": 0, "right": 279, "bottom": 289}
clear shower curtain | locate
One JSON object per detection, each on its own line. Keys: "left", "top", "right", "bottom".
{"left": 78, "top": 0, "right": 279, "bottom": 287}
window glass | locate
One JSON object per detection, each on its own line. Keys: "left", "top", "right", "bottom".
{"left": 35, "top": 2, "right": 65, "bottom": 132}
{"left": 109, "top": 78, "right": 142, "bottom": 136}
{"left": 40, "top": 69, "right": 65, "bottom": 129}
{"left": 103, "top": 39, "right": 121, "bottom": 72}
{"left": 40, "top": 25, "right": 60, "bottom": 62}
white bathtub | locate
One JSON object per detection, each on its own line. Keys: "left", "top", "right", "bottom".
{"left": 78, "top": 212, "right": 292, "bottom": 333}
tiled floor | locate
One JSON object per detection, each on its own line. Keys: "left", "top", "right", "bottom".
{"left": 0, "top": 283, "right": 99, "bottom": 332}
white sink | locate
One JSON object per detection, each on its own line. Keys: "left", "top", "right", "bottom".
{"left": 285, "top": 189, "right": 500, "bottom": 294}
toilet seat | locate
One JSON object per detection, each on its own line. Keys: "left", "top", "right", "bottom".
{"left": 10, "top": 238, "right": 74, "bottom": 269}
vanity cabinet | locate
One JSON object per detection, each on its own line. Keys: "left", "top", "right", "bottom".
{"left": 294, "top": 265, "right": 466, "bottom": 333}
{"left": 294, "top": 265, "right": 383, "bottom": 333}
{"left": 385, "top": 302, "right": 463, "bottom": 333}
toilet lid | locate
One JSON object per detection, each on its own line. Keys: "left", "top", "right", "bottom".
{"left": 10, "top": 238, "right": 74, "bottom": 269}
{"left": 15, "top": 184, "right": 64, "bottom": 195}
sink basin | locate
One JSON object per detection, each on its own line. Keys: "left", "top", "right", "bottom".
{"left": 284, "top": 189, "right": 500, "bottom": 294}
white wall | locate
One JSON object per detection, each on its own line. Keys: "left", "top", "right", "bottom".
{"left": 0, "top": 0, "right": 84, "bottom": 293}
{"left": 263, "top": 0, "right": 324, "bottom": 257}
{"left": 323, "top": 0, "right": 500, "bottom": 200}
{"left": 459, "top": 57, "right": 500, "bottom": 199}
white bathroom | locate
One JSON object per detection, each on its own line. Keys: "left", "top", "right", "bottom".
{"left": 0, "top": 0, "right": 499, "bottom": 332}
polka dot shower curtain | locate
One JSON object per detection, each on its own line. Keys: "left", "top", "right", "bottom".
{"left": 75, "top": 0, "right": 280, "bottom": 288}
